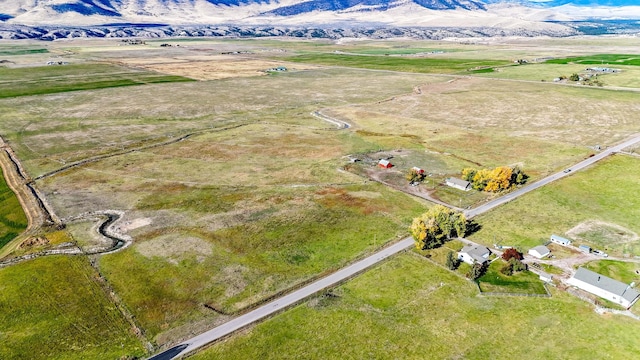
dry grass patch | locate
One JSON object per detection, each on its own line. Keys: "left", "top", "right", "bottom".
{"left": 121, "top": 55, "right": 319, "bottom": 80}
{"left": 345, "top": 76, "right": 640, "bottom": 147}
{"left": 137, "top": 235, "right": 213, "bottom": 264}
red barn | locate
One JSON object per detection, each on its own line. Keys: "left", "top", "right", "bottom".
{"left": 378, "top": 159, "right": 393, "bottom": 168}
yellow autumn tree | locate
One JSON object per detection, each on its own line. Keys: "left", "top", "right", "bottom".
{"left": 410, "top": 205, "right": 467, "bottom": 250}
{"left": 485, "top": 166, "right": 513, "bottom": 192}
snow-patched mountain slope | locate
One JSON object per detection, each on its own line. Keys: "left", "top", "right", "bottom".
{"left": 1, "top": 0, "right": 640, "bottom": 26}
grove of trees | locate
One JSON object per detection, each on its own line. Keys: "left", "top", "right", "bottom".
{"left": 461, "top": 166, "right": 528, "bottom": 192}
{"left": 405, "top": 168, "right": 426, "bottom": 183}
{"left": 500, "top": 248, "right": 526, "bottom": 275}
{"left": 410, "top": 205, "right": 466, "bottom": 250}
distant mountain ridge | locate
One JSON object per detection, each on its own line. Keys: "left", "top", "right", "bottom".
{"left": 0, "top": 0, "right": 639, "bottom": 30}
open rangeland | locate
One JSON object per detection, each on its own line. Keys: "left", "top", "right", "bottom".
{"left": 1, "top": 37, "right": 640, "bottom": 358}
{"left": 193, "top": 254, "right": 640, "bottom": 360}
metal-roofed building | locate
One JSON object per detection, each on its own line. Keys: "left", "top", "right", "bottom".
{"left": 550, "top": 234, "right": 571, "bottom": 246}
{"left": 446, "top": 177, "right": 472, "bottom": 191}
{"left": 528, "top": 245, "right": 550, "bottom": 259}
{"left": 567, "top": 267, "right": 640, "bottom": 309}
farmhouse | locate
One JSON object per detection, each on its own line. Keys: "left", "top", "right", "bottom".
{"left": 378, "top": 159, "right": 393, "bottom": 168}
{"left": 458, "top": 244, "right": 491, "bottom": 265}
{"left": 550, "top": 234, "right": 571, "bottom": 246}
{"left": 528, "top": 245, "right": 550, "bottom": 259}
{"left": 446, "top": 177, "right": 472, "bottom": 191}
{"left": 568, "top": 267, "right": 640, "bottom": 309}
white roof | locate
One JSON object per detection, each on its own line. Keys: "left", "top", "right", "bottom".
{"left": 446, "top": 177, "right": 471, "bottom": 188}
{"left": 459, "top": 244, "right": 490, "bottom": 263}
{"left": 529, "top": 245, "right": 550, "bottom": 255}
{"left": 572, "top": 267, "right": 640, "bottom": 304}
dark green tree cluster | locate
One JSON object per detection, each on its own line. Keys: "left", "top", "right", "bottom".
{"left": 446, "top": 251, "right": 460, "bottom": 270}
{"left": 410, "top": 205, "right": 467, "bottom": 250}
{"left": 500, "top": 258, "right": 527, "bottom": 276}
{"left": 467, "top": 262, "right": 487, "bottom": 280}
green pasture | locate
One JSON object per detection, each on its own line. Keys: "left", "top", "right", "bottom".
{"left": 0, "top": 47, "right": 48, "bottom": 56}
{"left": 546, "top": 54, "right": 640, "bottom": 66}
{"left": 0, "top": 63, "right": 193, "bottom": 98}
{"left": 0, "top": 167, "right": 27, "bottom": 249}
{"left": 194, "top": 254, "right": 640, "bottom": 359}
{"left": 478, "top": 260, "right": 548, "bottom": 295}
{"left": 287, "top": 53, "right": 509, "bottom": 74}
{"left": 470, "top": 155, "right": 640, "bottom": 254}
{"left": 0, "top": 256, "right": 145, "bottom": 359}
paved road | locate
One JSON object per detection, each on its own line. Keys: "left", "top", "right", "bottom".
{"left": 465, "top": 133, "right": 640, "bottom": 219}
{"left": 149, "top": 238, "right": 414, "bottom": 359}
{"left": 149, "top": 133, "right": 640, "bottom": 360}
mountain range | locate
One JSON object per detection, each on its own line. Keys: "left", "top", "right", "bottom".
{"left": 1, "top": 0, "right": 639, "bottom": 28}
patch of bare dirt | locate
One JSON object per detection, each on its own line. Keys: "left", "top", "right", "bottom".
{"left": 566, "top": 220, "right": 638, "bottom": 244}
{"left": 18, "top": 236, "right": 49, "bottom": 248}
{"left": 119, "top": 217, "right": 152, "bottom": 232}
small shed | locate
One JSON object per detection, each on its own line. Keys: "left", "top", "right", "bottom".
{"left": 411, "top": 167, "right": 425, "bottom": 175}
{"left": 539, "top": 271, "right": 553, "bottom": 283}
{"left": 550, "top": 234, "right": 571, "bottom": 246}
{"left": 528, "top": 245, "right": 550, "bottom": 259}
{"left": 579, "top": 245, "right": 591, "bottom": 254}
{"left": 378, "top": 159, "right": 393, "bottom": 169}
{"left": 446, "top": 177, "right": 472, "bottom": 191}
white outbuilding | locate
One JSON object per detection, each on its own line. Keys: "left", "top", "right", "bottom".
{"left": 528, "top": 245, "right": 550, "bottom": 259}
{"left": 568, "top": 267, "right": 640, "bottom": 309}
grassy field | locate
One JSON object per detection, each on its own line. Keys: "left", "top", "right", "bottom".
{"left": 0, "top": 63, "right": 193, "bottom": 98}
{"left": 0, "top": 47, "right": 48, "bottom": 56}
{"left": 287, "top": 53, "right": 509, "bottom": 74}
{"left": 0, "top": 167, "right": 27, "bottom": 249}
{"left": 0, "top": 256, "right": 145, "bottom": 359}
{"left": 546, "top": 54, "right": 640, "bottom": 66}
{"left": 194, "top": 254, "right": 640, "bottom": 359}
{"left": 0, "top": 67, "right": 438, "bottom": 177}
{"left": 98, "top": 181, "right": 427, "bottom": 342}
{"left": 470, "top": 155, "right": 640, "bottom": 254}
{"left": 478, "top": 260, "right": 548, "bottom": 295}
